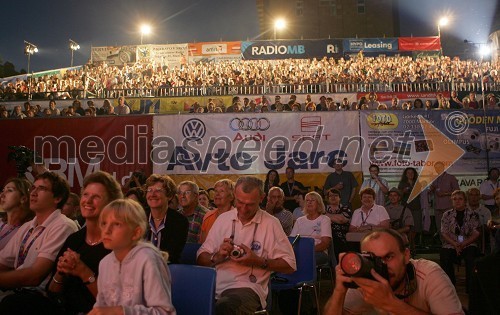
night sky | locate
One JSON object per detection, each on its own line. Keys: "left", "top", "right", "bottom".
{"left": 0, "top": 0, "right": 497, "bottom": 74}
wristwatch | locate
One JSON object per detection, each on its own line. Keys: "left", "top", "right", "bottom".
{"left": 83, "top": 274, "right": 96, "bottom": 285}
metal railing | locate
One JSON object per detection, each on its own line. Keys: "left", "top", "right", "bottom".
{"left": 1, "top": 81, "right": 498, "bottom": 101}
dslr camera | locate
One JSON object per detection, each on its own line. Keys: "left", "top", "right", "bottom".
{"left": 230, "top": 245, "right": 246, "bottom": 258}
{"left": 340, "top": 252, "right": 389, "bottom": 288}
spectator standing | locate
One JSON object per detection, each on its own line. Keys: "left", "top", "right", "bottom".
{"left": 323, "top": 158, "right": 358, "bottom": 207}
{"left": 467, "top": 187, "right": 491, "bottom": 255}
{"left": 360, "top": 164, "right": 389, "bottom": 206}
{"left": 280, "top": 167, "right": 307, "bottom": 211}
{"left": 398, "top": 167, "right": 422, "bottom": 251}
{"left": 385, "top": 188, "right": 414, "bottom": 240}
{"left": 324, "top": 188, "right": 352, "bottom": 260}
{"left": 430, "top": 162, "right": 459, "bottom": 233}
{"left": 115, "top": 96, "right": 130, "bottom": 115}
{"left": 479, "top": 167, "right": 499, "bottom": 212}
{"left": 449, "top": 91, "right": 463, "bottom": 109}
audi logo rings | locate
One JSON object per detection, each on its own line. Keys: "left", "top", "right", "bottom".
{"left": 229, "top": 117, "right": 270, "bottom": 131}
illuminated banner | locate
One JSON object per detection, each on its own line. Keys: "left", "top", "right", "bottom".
{"left": 241, "top": 39, "right": 343, "bottom": 60}
{"left": 188, "top": 41, "right": 241, "bottom": 56}
{"left": 152, "top": 112, "right": 360, "bottom": 174}
{"left": 359, "top": 110, "right": 499, "bottom": 180}
{"left": 0, "top": 116, "right": 153, "bottom": 191}
{"left": 136, "top": 44, "right": 188, "bottom": 67}
{"left": 399, "top": 37, "right": 441, "bottom": 51}
{"left": 343, "top": 38, "right": 398, "bottom": 52}
{"left": 91, "top": 46, "right": 137, "bottom": 65}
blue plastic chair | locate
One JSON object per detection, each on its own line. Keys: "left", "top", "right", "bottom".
{"left": 169, "top": 264, "right": 216, "bottom": 315}
{"left": 271, "top": 236, "right": 319, "bottom": 315}
{"left": 179, "top": 242, "right": 202, "bottom": 265}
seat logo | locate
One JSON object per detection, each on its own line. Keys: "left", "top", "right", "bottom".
{"left": 182, "top": 119, "right": 206, "bottom": 140}
{"left": 229, "top": 118, "right": 270, "bottom": 131}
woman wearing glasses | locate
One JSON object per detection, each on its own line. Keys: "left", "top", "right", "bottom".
{"left": 144, "top": 174, "right": 188, "bottom": 264}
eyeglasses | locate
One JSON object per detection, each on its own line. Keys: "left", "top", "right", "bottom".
{"left": 146, "top": 187, "right": 165, "bottom": 194}
{"left": 30, "top": 185, "right": 51, "bottom": 193}
{"left": 177, "top": 190, "right": 193, "bottom": 196}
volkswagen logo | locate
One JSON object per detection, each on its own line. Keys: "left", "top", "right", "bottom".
{"left": 229, "top": 117, "right": 270, "bottom": 131}
{"left": 182, "top": 118, "right": 206, "bottom": 140}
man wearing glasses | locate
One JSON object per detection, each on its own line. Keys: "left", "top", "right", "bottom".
{"left": 177, "top": 181, "right": 208, "bottom": 243}
{"left": 0, "top": 172, "right": 78, "bottom": 305}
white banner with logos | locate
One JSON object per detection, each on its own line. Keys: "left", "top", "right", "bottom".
{"left": 136, "top": 44, "right": 188, "bottom": 67}
{"left": 152, "top": 112, "right": 360, "bottom": 174}
{"left": 91, "top": 46, "right": 137, "bottom": 65}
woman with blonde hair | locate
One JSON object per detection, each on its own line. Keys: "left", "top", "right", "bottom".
{"left": 290, "top": 191, "right": 332, "bottom": 265}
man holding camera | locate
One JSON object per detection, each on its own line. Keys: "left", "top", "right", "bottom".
{"left": 325, "top": 229, "right": 463, "bottom": 315}
{"left": 197, "top": 176, "right": 296, "bottom": 314}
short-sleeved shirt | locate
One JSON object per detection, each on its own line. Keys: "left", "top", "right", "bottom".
{"left": 200, "top": 207, "right": 236, "bottom": 243}
{"left": 180, "top": 204, "right": 208, "bottom": 243}
{"left": 290, "top": 215, "right": 332, "bottom": 247}
{"left": 325, "top": 205, "right": 351, "bottom": 242}
{"left": 350, "top": 204, "right": 390, "bottom": 228}
{"left": 323, "top": 171, "right": 358, "bottom": 205}
{"left": 361, "top": 177, "right": 388, "bottom": 206}
{"left": 197, "top": 209, "right": 296, "bottom": 308}
{"left": 344, "top": 259, "right": 464, "bottom": 314}
{"left": 479, "top": 179, "right": 499, "bottom": 206}
{"left": 386, "top": 204, "right": 414, "bottom": 230}
{"left": 274, "top": 209, "right": 294, "bottom": 235}
{"left": 441, "top": 208, "right": 479, "bottom": 249}
{"left": 0, "top": 210, "right": 78, "bottom": 292}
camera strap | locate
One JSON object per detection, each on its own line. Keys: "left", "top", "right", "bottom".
{"left": 230, "top": 220, "right": 259, "bottom": 250}
{"left": 395, "top": 262, "right": 417, "bottom": 300}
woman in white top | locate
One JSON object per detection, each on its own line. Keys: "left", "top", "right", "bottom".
{"left": 290, "top": 191, "right": 332, "bottom": 265}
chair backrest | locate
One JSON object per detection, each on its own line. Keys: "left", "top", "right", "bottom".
{"left": 274, "top": 236, "right": 316, "bottom": 285}
{"left": 169, "top": 264, "right": 216, "bottom": 315}
{"left": 179, "top": 242, "right": 202, "bottom": 265}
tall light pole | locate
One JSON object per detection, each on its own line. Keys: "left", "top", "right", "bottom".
{"left": 24, "top": 40, "right": 38, "bottom": 100}
{"left": 69, "top": 39, "right": 80, "bottom": 67}
{"left": 437, "top": 17, "right": 449, "bottom": 55}
{"left": 140, "top": 24, "right": 151, "bottom": 45}
{"left": 274, "top": 19, "right": 286, "bottom": 40}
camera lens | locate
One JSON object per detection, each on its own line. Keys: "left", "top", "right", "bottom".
{"left": 340, "top": 252, "right": 363, "bottom": 276}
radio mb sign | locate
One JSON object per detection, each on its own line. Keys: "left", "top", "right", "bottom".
{"left": 251, "top": 45, "right": 305, "bottom": 55}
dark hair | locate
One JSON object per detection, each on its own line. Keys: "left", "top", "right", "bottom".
{"left": 35, "top": 172, "right": 70, "bottom": 209}
{"left": 399, "top": 167, "right": 419, "bottom": 184}
{"left": 83, "top": 171, "right": 123, "bottom": 202}
{"left": 362, "top": 228, "right": 407, "bottom": 253}
{"left": 145, "top": 174, "right": 177, "bottom": 199}
{"left": 487, "top": 168, "right": 499, "bottom": 180}
{"left": 264, "top": 170, "right": 280, "bottom": 189}
{"left": 125, "top": 187, "right": 147, "bottom": 207}
{"left": 359, "top": 187, "right": 376, "bottom": 198}
{"left": 327, "top": 188, "right": 341, "bottom": 198}
{"left": 368, "top": 164, "right": 380, "bottom": 172}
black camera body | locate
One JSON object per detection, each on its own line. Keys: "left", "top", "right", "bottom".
{"left": 230, "top": 245, "right": 246, "bottom": 258}
{"left": 340, "top": 252, "right": 389, "bottom": 288}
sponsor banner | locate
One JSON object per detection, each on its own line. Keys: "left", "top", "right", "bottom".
{"left": 359, "top": 110, "right": 499, "bottom": 179}
{"left": 343, "top": 38, "right": 398, "bottom": 52}
{"left": 399, "top": 37, "right": 441, "bottom": 51}
{"left": 136, "top": 44, "right": 188, "bottom": 67}
{"left": 0, "top": 116, "right": 153, "bottom": 192}
{"left": 413, "top": 51, "right": 441, "bottom": 58}
{"left": 189, "top": 54, "right": 242, "bottom": 64}
{"left": 188, "top": 41, "right": 241, "bottom": 56}
{"left": 91, "top": 46, "right": 137, "bottom": 65}
{"left": 343, "top": 51, "right": 412, "bottom": 59}
{"left": 241, "top": 39, "right": 343, "bottom": 60}
{"left": 356, "top": 92, "right": 451, "bottom": 106}
{"left": 152, "top": 112, "right": 360, "bottom": 174}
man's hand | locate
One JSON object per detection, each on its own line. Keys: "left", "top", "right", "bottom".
{"left": 352, "top": 269, "right": 397, "bottom": 310}
{"left": 334, "top": 253, "right": 354, "bottom": 295}
{"left": 231, "top": 243, "right": 260, "bottom": 266}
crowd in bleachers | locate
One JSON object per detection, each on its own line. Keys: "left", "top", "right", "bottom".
{"left": 1, "top": 55, "right": 499, "bottom": 102}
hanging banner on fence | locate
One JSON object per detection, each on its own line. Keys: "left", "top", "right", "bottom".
{"left": 235, "top": 94, "right": 358, "bottom": 110}
{"left": 343, "top": 38, "right": 398, "bottom": 52}
{"left": 359, "top": 110, "right": 500, "bottom": 182}
{"left": 91, "top": 46, "right": 137, "bottom": 65}
{"left": 136, "top": 44, "right": 188, "bottom": 68}
{"left": 399, "top": 37, "right": 441, "bottom": 51}
{"left": 241, "top": 39, "right": 343, "bottom": 60}
{"left": 188, "top": 41, "right": 241, "bottom": 56}
{"left": 152, "top": 112, "right": 360, "bottom": 174}
{"left": 189, "top": 54, "right": 242, "bottom": 64}
{"left": 0, "top": 116, "right": 153, "bottom": 192}
{"left": 356, "top": 92, "right": 451, "bottom": 107}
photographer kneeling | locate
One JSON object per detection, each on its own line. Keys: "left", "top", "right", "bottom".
{"left": 325, "top": 229, "right": 464, "bottom": 315}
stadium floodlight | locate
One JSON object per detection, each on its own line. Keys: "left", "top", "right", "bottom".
{"left": 437, "top": 16, "right": 449, "bottom": 55}
{"left": 69, "top": 39, "right": 80, "bottom": 67}
{"left": 479, "top": 45, "right": 491, "bottom": 57}
{"left": 140, "top": 24, "right": 152, "bottom": 45}
{"left": 24, "top": 40, "right": 38, "bottom": 100}
{"left": 274, "top": 18, "right": 286, "bottom": 40}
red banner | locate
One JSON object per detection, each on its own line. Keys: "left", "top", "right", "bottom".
{"left": 0, "top": 116, "right": 153, "bottom": 192}
{"left": 398, "top": 37, "right": 441, "bottom": 51}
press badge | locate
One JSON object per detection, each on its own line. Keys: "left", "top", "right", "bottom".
{"left": 457, "top": 235, "right": 464, "bottom": 243}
